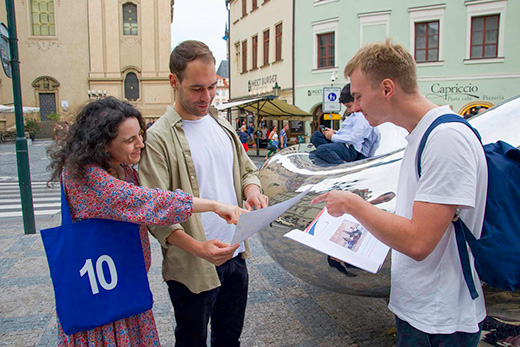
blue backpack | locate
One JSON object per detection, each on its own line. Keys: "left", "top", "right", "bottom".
{"left": 417, "top": 114, "right": 520, "bottom": 299}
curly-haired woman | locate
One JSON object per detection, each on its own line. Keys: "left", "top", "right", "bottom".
{"left": 47, "top": 97, "right": 245, "bottom": 346}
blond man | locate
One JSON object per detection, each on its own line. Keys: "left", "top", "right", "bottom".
{"left": 313, "top": 39, "right": 486, "bottom": 346}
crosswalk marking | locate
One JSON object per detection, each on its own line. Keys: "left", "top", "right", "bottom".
{"left": 0, "top": 181, "right": 61, "bottom": 219}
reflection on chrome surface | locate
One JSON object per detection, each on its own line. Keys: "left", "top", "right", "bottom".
{"left": 258, "top": 96, "right": 520, "bottom": 297}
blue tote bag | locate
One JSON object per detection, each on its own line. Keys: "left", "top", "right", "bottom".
{"left": 40, "top": 183, "right": 153, "bottom": 335}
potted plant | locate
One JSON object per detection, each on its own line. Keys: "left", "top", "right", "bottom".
{"left": 24, "top": 118, "right": 41, "bottom": 141}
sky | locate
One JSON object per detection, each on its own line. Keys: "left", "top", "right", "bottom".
{"left": 171, "top": 0, "right": 228, "bottom": 68}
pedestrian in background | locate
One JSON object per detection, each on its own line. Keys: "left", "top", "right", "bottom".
{"left": 238, "top": 125, "right": 249, "bottom": 152}
{"left": 266, "top": 125, "right": 279, "bottom": 159}
{"left": 248, "top": 124, "right": 255, "bottom": 145}
{"left": 279, "top": 123, "right": 289, "bottom": 149}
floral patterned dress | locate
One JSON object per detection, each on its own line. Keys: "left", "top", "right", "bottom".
{"left": 56, "top": 164, "right": 193, "bottom": 347}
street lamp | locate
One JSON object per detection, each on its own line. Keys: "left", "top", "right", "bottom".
{"left": 272, "top": 82, "right": 281, "bottom": 97}
{"left": 88, "top": 89, "right": 107, "bottom": 100}
{"left": 330, "top": 71, "right": 336, "bottom": 86}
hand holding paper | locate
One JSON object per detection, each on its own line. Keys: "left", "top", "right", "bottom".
{"left": 230, "top": 187, "right": 312, "bottom": 245}
{"left": 284, "top": 208, "right": 389, "bottom": 274}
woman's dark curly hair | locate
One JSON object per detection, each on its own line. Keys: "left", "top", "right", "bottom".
{"left": 47, "top": 97, "right": 146, "bottom": 182}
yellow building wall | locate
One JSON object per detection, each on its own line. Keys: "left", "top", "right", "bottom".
{"left": 0, "top": 0, "right": 173, "bottom": 133}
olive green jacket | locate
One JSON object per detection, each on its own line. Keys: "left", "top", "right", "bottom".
{"left": 139, "top": 106, "right": 261, "bottom": 294}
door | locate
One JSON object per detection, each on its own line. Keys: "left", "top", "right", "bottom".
{"left": 39, "top": 93, "right": 56, "bottom": 121}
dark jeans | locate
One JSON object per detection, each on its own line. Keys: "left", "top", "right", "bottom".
{"left": 310, "top": 131, "right": 366, "bottom": 164}
{"left": 395, "top": 316, "right": 483, "bottom": 347}
{"left": 167, "top": 256, "right": 248, "bottom": 347}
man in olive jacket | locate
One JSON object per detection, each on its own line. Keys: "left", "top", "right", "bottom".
{"left": 139, "top": 40, "right": 268, "bottom": 347}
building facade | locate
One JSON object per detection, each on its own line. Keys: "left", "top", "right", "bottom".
{"left": 0, "top": 0, "right": 173, "bottom": 132}
{"left": 213, "top": 60, "right": 230, "bottom": 119}
{"left": 228, "top": 0, "right": 298, "bottom": 137}
{"left": 229, "top": 0, "right": 293, "bottom": 102}
{"left": 294, "top": 0, "right": 520, "bottom": 136}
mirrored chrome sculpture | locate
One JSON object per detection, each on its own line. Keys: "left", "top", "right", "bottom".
{"left": 258, "top": 96, "right": 520, "bottom": 297}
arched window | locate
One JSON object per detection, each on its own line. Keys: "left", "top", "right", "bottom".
{"left": 124, "top": 72, "right": 139, "bottom": 101}
{"left": 122, "top": 3, "right": 138, "bottom": 36}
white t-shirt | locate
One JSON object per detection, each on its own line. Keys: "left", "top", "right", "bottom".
{"left": 388, "top": 106, "right": 487, "bottom": 334}
{"left": 182, "top": 115, "right": 245, "bottom": 255}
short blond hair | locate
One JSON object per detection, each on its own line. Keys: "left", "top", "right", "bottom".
{"left": 344, "top": 39, "right": 418, "bottom": 94}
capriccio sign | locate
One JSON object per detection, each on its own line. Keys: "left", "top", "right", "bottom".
{"left": 430, "top": 83, "right": 479, "bottom": 99}
{"left": 428, "top": 82, "right": 505, "bottom": 102}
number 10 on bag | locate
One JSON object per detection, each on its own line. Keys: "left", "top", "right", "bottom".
{"left": 80, "top": 255, "right": 118, "bottom": 295}
{"left": 41, "top": 218, "right": 154, "bottom": 335}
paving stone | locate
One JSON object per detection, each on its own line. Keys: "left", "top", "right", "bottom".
{"left": 0, "top": 219, "right": 398, "bottom": 346}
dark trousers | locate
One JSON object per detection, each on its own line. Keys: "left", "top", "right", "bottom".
{"left": 395, "top": 316, "right": 483, "bottom": 347}
{"left": 167, "top": 256, "right": 248, "bottom": 347}
{"left": 310, "top": 131, "right": 366, "bottom": 164}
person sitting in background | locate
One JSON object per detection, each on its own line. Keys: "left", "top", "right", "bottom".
{"left": 311, "top": 83, "right": 380, "bottom": 164}
{"left": 47, "top": 97, "right": 245, "bottom": 346}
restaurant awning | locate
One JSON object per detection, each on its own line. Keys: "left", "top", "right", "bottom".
{"left": 217, "top": 95, "right": 313, "bottom": 121}
{"left": 0, "top": 105, "right": 40, "bottom": 114}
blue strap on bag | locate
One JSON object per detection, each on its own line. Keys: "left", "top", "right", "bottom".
{"left": 417, "top": 114, "right": 520, "bottom": 298}
{"left": 40, "top": 183, "right": 153, "bottom": 335}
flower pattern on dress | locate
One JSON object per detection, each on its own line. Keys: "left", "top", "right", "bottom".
{"left": 56, "top": 164, "right": 193, "bottom": 346}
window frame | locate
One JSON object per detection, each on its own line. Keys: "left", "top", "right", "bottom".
{"left": 252, "top": 35, "right": 258, "bottom": 70}
{"left": 470, "top": 14, "right": 499, "bottom": 59}
{"left": 122, "top": 2, "right": 138, "bottom": 36}
{"left": 275, "top": 23, "right": 282, "bottom": 62}
{"left": 234, "top": 42, "right": 241, "bottom": 74}
{"left": 242, "top": 0, "right": 247, "bottom": 17}
{"left": 30, "top": 0, "right": 56, "bottom": 37}
{"left": 414, "top": 20, "right": 439, "bottom": 63}
{"left": 263, "top": 29, "right": 270, "bottom": 66}
{"left": 317, "top": 32, "right": 335, "bottom": 69}
{"left": 124, "top": 72, "right": 140, "bottom": 101}
{"left": 408, "top": 4, "right": 445, "bottom": 66}
{"left": 312, "top": 18, "right": 338, "bottom": 72}
{"left": 242, "top": 40, "right": 248, "bottom": 73}
{"left": 465, "top": 0, "right": 506, "bottom": 64}
{"left": 252, "top": 0, "right": 258, "bottom": 11}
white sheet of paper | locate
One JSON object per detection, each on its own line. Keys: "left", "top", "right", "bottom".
{"left": 230, "top": 187, "right": 312, "bottom": 245}
{"left": 284, "top": 208, "right": 389, "bottom": 274}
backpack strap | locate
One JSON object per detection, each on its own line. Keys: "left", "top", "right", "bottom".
{"left": 417, "top": 114, "right": 481, "bottom": 177}
{"left": 416, "top": 114, "right": 482, "bottom": 300}
{"left": 453, "top": 218, "right": 479, "bottom": 299}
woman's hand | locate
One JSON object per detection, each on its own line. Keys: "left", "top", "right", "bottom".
{"left": 214, "top": 202, "right": 248, "bottom": 225}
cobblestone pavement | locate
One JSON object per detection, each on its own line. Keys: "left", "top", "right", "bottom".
{"left": 0, "top": 216, "right": 397, "bottom": 346}
{"left": 0, "top": 144, "right": 511, "bottom": 346}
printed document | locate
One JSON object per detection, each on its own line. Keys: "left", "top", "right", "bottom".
{"left": 230, "top": 187, "right": 312, "bottom": 245}
{"left": 284, "top": 208, "right": 389, "bottom": 274}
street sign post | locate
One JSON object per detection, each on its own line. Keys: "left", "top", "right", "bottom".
{"left": 4, "top": 0, "right": 36, "bottom": 234}
{"left": 322, "top": 87, "right": 341, "bottom": 113}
